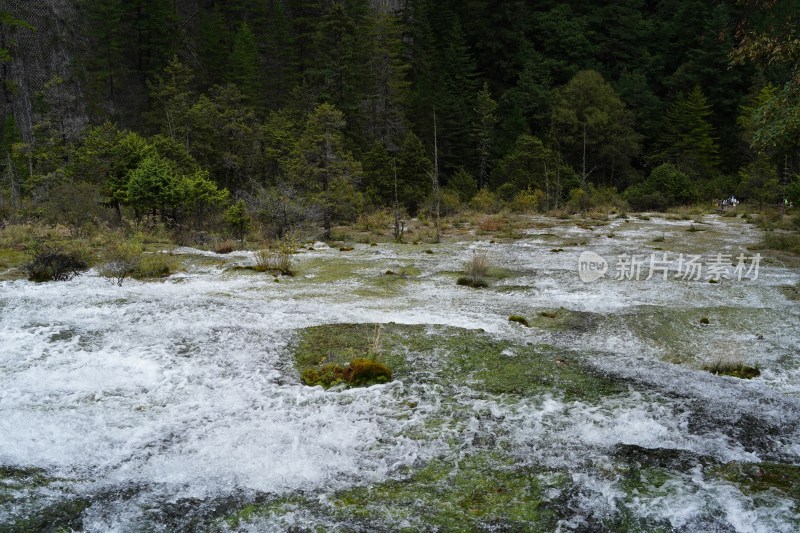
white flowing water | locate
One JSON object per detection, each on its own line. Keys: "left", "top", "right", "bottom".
{"left": 1, "top": 215, "right": 798, "bottom": 531}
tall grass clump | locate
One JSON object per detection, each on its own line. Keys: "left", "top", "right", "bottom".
{"left": 255, "top": 241, "right": 295, "bottom": 276}
{"left": 214, "top": 239, "right": 237, "bottom": 254}
{"left": 702, "top": 359, "right": 760, "bottom": 379}
{"left": 457, "top": 251, "right": 491, "bottom": 288}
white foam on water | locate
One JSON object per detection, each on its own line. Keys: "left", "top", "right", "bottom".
{"left": 1, "top": 215, "right": 798, "bottom": 529}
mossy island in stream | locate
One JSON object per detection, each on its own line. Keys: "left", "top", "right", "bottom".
{"left": 291, "top": 323, "right": 621, "bottom": 400}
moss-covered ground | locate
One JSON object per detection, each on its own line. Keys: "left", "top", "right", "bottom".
{"left": 292, "top": 323, "right": 623, "bottom": 400}
{"left": 0, "top": 466, "right": 89, "bottom": 533}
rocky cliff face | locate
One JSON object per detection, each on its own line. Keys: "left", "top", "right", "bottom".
{"left": 1, "top": 0, "right": 406, "bottom": 148}
{"left": 2, "top": 0, "right": 87, "bottom": 145}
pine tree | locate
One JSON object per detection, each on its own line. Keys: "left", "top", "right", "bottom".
{"left": 495, "top": 44, "right": 554, "bottom": 154}
{"left": 228, "top": 22, "right": 261, "bottom": 109}
{"left": 196, "top": 6, "right": 230, "bottom": 88}
{"left": 260, "top": 1, "right": 296, "bottom": 109}
{"left": 126, "top": 154, "right": 179, "bottom": 220}
{"left": 290, "top": 103, "right": 363, "bottom": 238}
{"left": 492, "top": 134, "right": 552, "bottom": 197}
{"left": 455, "top": 0, "right": 531, "bottom": 92}
{"left": 363, "top": 8, "right": 410, "bottom": 148}
{"left": 406, "top": 0, "right": 442, "bottom": 139}
{"left": 396, "top": 130, "right": 432, "bottom": 215}
{"left": 552, "top": 70, "right": 640, "bottom": 187}
{"left": 80, "top": 0, "right": 125, "bottom": 115}
{"left": 146, "top": 56, "right": 195, "bottom": 147}
{"left": 529, "top": 4, "right": 596, "bottom": 84}
{"left": 662, "top": 85, "right": 720, "bottom": 179}
{"left": 437, "top": 13, "right": 478, "bottom": 173}
{"left": 128, "top": 0, "right": 179, "bottom": 82}
{"left": 187, "top": 85, "right": 260, "bottom": 190}
{"left": 447, "top": 166, "right": 477, "bottom": 203}
{"left": 472, "top": 83, "right": 497, "bottom": 189}
{"left": 362, "top": 140, "right": 394, "bottom": 206}
{"left": 309, "top": 0, "right": 371, "bottom": 140}
{"left": 285, "top": 0, "right": 324, "bottom": 76}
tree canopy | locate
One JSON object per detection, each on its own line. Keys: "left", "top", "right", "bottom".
{"left": 1, "top": 0, "right": 798, "bottom": 231}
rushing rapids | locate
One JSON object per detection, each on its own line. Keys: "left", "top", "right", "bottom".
{"left": 1, "top": 215, "right": 798, "bottom": 531}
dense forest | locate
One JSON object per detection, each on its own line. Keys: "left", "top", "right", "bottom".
{"left": 0, "top": 0, "right": 798, "bottom": 238}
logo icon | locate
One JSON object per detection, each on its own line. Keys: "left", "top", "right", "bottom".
{"left": 578, "top": 251, "right": 607, "bottom": 282}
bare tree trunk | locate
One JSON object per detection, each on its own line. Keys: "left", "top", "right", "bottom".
{"left": 393, "top": 158, "right": 402, "bottom": 242}
{"left": 555, "top": 167, "right": 561, "bottom": 209}
{"left": 782, "top": 154, "right": 789, "bottom": 219}
{"left": 433, "top": 107, "right": 440, "bottom": 243}
{"left": 544, "top": 160, "right": 549, "bottom": 211}
{"left": 582, "top": 121, "right": 587, "bottom": 187}
{"left": 6, "top": 152, "right": 20, "bottom": 208}
{"left": 323, "top": 125, "right": 332, "bottom": 240}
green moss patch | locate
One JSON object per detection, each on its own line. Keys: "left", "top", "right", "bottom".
{"left": 301, "top": 358, "right": 392, "bottom": 388}
{"left": 508, "top": 315, "right": 530, "bottom": 327}
{"left": 456, "top": 276, "right": 488, "bottom": 288}
{"left": 331, "top": 453, "right": 558, "bottom": 531}
{"left": 1, "top": 465, "right": 90, "bottom": 532}
{"left": 613, "top": 306, "right": 775, "bottom": 366}
{"left": 217, "top": 454, "right": 565, "bottom": 531}
{"left": 131, "top": 253, "right": 179, "bottom": 280}
{"left": 0, "top": 248, "right": 27, "bottom": 270}
{"left": 709, "top": 461, "right": 800, "bottom": 500}
{"left": 530, "top": 308, "right": 595, "bottom": 332}
{"left": 2, "top": 498, "right": 91, "bottom": 533}
{"left": 221, "top": 495, "right": 312, "bottom": 530}
{"left": 299, "top": 257, "right": 362, "bottom": 284}
{"left": 0, "top": 465, "right": 53, "bottom": 506}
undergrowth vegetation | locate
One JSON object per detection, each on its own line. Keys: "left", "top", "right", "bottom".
{"left": 24, "top": 244, "right": 90, "bottom": 282}
{"left": 301, "top": 358, "right": 392, "bottom": 388}
{"left": 99, "top": 238, "right": 143, "bottom": 286}
{"left": 457, "top": 251, "right": 492, "bottom": 288}
{"left": 254, "top": 246, "right": 294, "bottom": 276}
{"left": 702, "top": 359, "right": 761, "bottom": 379}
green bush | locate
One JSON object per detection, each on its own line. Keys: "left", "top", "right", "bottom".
{"left": 566, "top": 187, "right": 588, "bottom": 212}
{"left": 509, "top": 189, "right": 545, "bottom": 213}
{"left": 625, "top": 163, "right": 695, "bottom": 210}
{"left": 437, "top": 189, "right": 463, "bottom": 216}
{"left": 470, "top": 188, "right": 499, "bottom": 213}
{"left": 457, "top": 276, "right": 488, "bottom": 288}
{"left": 447, "top": 167, "right": 478, "bottom": 203}
{"left": 224, "top": 200, "right": 252, "bottom": 244}
{"left": 132, "top": 253, "right": 175, "bottom": 280}
{"left": 495, "top": 182, "right": 518, "bottom": 202}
